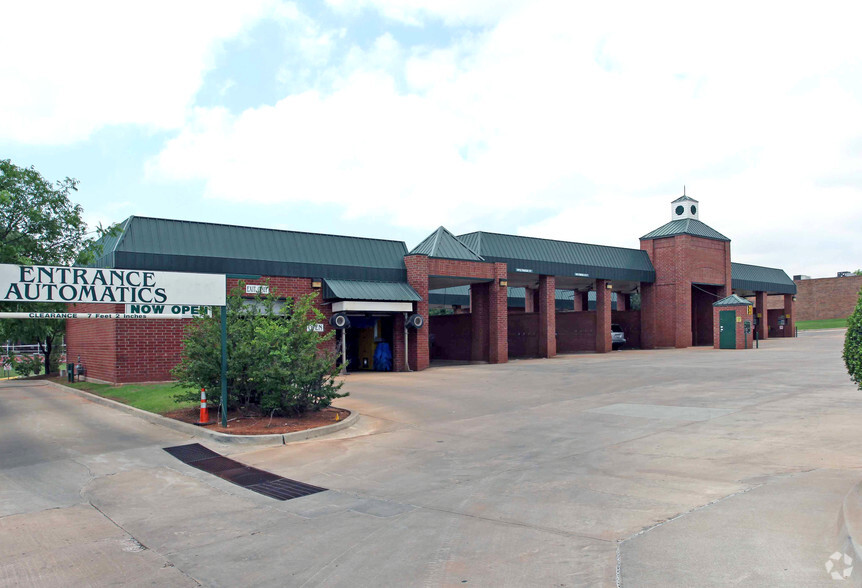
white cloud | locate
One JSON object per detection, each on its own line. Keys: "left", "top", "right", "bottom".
{"left": 0, "top": 0, "right": 276, "bottom": 144}
{"left": 324, "top": 0, "right": 528, "bottom": 26}
{"left": 149, "top": 0, "right": 862, "bottom": 276}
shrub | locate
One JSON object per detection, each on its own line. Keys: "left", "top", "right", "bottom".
{"left": 15, "top": 355, "right": 42, "bottom": 377}
{"left": 844, "top": 287, "right": 862, "bottom": 390}
{"left": 172, "top": 283, "right": 346, "bottom": 415}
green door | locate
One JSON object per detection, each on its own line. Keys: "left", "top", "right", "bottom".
{"left": 719, "top": 311, "right": 736, "bottom": 349}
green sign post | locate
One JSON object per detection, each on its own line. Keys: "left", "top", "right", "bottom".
{"left": 221, "top": 305, "right": 228, "bottom": 427}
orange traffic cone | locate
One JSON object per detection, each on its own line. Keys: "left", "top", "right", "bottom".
{"left": 199, "top": 388, "right": 209, "bottom": 424}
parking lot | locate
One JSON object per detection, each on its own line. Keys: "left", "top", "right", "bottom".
{"left": 2, "top": 330, "right": 860, "bottom": 586}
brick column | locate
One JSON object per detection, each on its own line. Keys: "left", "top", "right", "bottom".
{"left": 392, "top": 313, "right": 406, "bottom": 371}
{"left": 617, "top": 293, "right": 629, "bottom": 311}
{"left": 523, "top": 287, "right": 535, "bottom": 312}
{"left": 755, "top": 291, "right": 768, "bottom": 340}
{"left": 580, "top": 291, "right": 590, "bottom": 311}
{"left": 595, "top": 280, "right": 612, "bottom": 353}
{"left": 640, "top": 283, "right": 655, "bottom": 349}
{"left": 538, "top": 275, "right": 556, "bottom": 358}
{"left": 404, "top": 255, "right": 430, "bottom": 371}
{"left": 784, "top": 294, "right": 795, "bottom": 337}
{"left": 488, "top": 263, "right": 508, "bottom": 363}
{"left": 471, "top": 282, "right": 489, "bottom": 362}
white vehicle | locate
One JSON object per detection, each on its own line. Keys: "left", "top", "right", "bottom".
{"left": 611, "top": 323, "right": 626, "bottom": 350}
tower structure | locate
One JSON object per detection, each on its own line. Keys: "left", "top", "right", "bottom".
{"left": 639, "top": 195, "right": 733, "bottom": 348}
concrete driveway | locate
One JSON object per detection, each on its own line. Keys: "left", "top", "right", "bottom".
{"left": 2, "top": 330, "right": 861, "bottom": 587}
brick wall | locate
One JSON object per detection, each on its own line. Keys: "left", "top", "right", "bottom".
{"left": 66, "top": 302, "right": 123, "bottom": 382}
{"left": 786, "top": 276, "right": 862, "bottom": 321}
{"left": 67, "top": 274, "right": 339, "bottom": 383}
{"left": 508, "top": 312, "right": 540, "bottom": 357}
{"left": 429, "top": 314, "right": 472, "bottom": 361}
{"left": 556, "top": 311, "right": 596, "bottom": 352}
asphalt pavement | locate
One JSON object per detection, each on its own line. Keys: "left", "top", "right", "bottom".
{"left": 1, "top": 330, "right": 861, "bottom": 587}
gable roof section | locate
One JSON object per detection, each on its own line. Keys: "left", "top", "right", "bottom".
{"left": 714, "top": 294, "right": 753, "bottom": 307}
{"left": 94, "top": 216, "right": 409, "bottom": 282}
{"left": 322, "top": 279, "right": 421, "bottom": 302}
{"left": 731, "top": 262, "right": 797, "bottom": 294}
{"left": 671, "top": 195, "right": 698, "bottom": 204}
{"left": 408, "top": 226, "right": 484, "bottom": 261}
{"left": 457, "top": 231, "right": 655, "bottom": 283}
{"left": 640, "top": 219, "right": 729, "bottom": 242}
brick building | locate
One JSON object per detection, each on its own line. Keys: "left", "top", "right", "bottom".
{"left": 66, "top": 196, "right": 797, "bottom": 383}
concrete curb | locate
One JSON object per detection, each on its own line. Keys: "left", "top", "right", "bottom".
{"left": 42, "top": 379, "right": 359, "bottom": 447}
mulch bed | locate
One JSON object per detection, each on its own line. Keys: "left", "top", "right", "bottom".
{"left": 163, "top": 406, "right": 351, "bottom": 435}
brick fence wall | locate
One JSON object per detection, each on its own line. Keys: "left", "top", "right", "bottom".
{"left": 788, "top": 276, "right": 862, "bottom": 321}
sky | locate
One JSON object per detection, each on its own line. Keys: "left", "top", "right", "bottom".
{"left": 2, "top": 0, "right": 861, "bottom": 279}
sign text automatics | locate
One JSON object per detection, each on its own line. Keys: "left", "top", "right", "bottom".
{"left": 0, "top": 265, "right": 226, "bottom": 306}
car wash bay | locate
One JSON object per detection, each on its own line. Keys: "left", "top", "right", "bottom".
{"left": 411, "top": 229, "right": 654, "bottom": 363}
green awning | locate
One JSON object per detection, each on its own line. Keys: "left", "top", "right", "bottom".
{"left": 323, "top": 279, "right": 421, "bottom": 302}
{"left": 731, "top": 262, "right": 796, "bottom": 295}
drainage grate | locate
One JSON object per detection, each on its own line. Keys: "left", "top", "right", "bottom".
{"left": 164, "top": 443, "right": 221, "bottom": 463}
{"left": 248, "top": 478, "right": 327, "bottom": 501}
{"left": 163, "top": 443, "right": 326, "bottom": 501}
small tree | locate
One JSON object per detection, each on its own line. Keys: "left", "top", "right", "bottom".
{"left": 844, "top": 287, "right": 862, "bottom": 390}
{"left": 172, "top": 283, "right": 346, "bottom": 415}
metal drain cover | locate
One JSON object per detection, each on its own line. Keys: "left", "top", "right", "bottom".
{"left": 163, "top": 443, "right": 327, "bottom": 501}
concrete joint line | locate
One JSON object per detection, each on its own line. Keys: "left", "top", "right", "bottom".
{"left": 614, "top": 483, "right": 765, "bottom": 588}
{"left": 87, "top": 500, "right": 203, "bottom": 586}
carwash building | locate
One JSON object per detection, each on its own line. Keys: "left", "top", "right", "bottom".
{"left": 65, "top": 196, "right": 797, "bottom": 383}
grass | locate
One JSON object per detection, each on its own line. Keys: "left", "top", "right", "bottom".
{"left": 796, "top": 317, "right": 848, "bottom": 330}
{"left": 51, "top": 378, "right": 199, "bottom": 414}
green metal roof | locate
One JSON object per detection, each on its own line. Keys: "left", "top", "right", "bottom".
{"left": 640, "top": 218, "right": 729, "bottom": 242}
{"left": 713, "top": 294, "right": 753, "bottom": 307}
{"left": 671, "top": 195, "right": 698, "bottom": 204}
{"left": 409, "top": 226, "right": 484, "bottom": 261}
{"left": 731, "top": 262, "right": 797, "bottom": 295}
{"left": 322, "top": 279, "right": 421, "bottom": 302}
{"left": 457, "top": 231, "right": 655, "bottom": 283}
{"left": 94, "top": 216, "right": 408, "bottom": 282}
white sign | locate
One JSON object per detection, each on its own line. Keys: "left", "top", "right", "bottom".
{"left": 0, "top": 265, "right": 226, "bottom": 306}
{"left": 306, "top": 323, "right": 325, "bottom": 332}
{"left": 245, "top": 284, "right": 269, "bottom": 295}
{"left": 125, "top": 304, "right": 212, "bottom": 317}
{"left": 0, "top": 312, "right": 190, "bottom": 319}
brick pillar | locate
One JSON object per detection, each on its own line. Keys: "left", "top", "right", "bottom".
{"left": 675, "top": 279, "right": 691, "bottom": 348}
{"left": 640, "top": 283, "right": 655, "bottom": 349}
{"left": 595, "top": 280, "right": 612, "bottom": 353}
{"left": 489, "top": 263, "right": 508, "bottom": 363}
{"left": 538, "top": 275, "right": 556, "bottom": 358}
{"left": 404, "top": 255, "right": 430, "bottom": 371}
{"left": 617, "top": 293, "right": 629, "bottom": 311}
{"left": 523, "top": 287, "right": 535, "bottom": 312}
{"left": 471, "top": 282, "right": 489, "bottom": 362}
{"left": 580, "top": 291, "right": 590, "bottom": 311}
{"left": 784, "top": 294, "right": 795, "bottom": 337}
{"left": 392, "top": 313, "right": 406, "bottom": 372}
{"left": 755, "top": 291, "right": 768, "bottom": 340}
